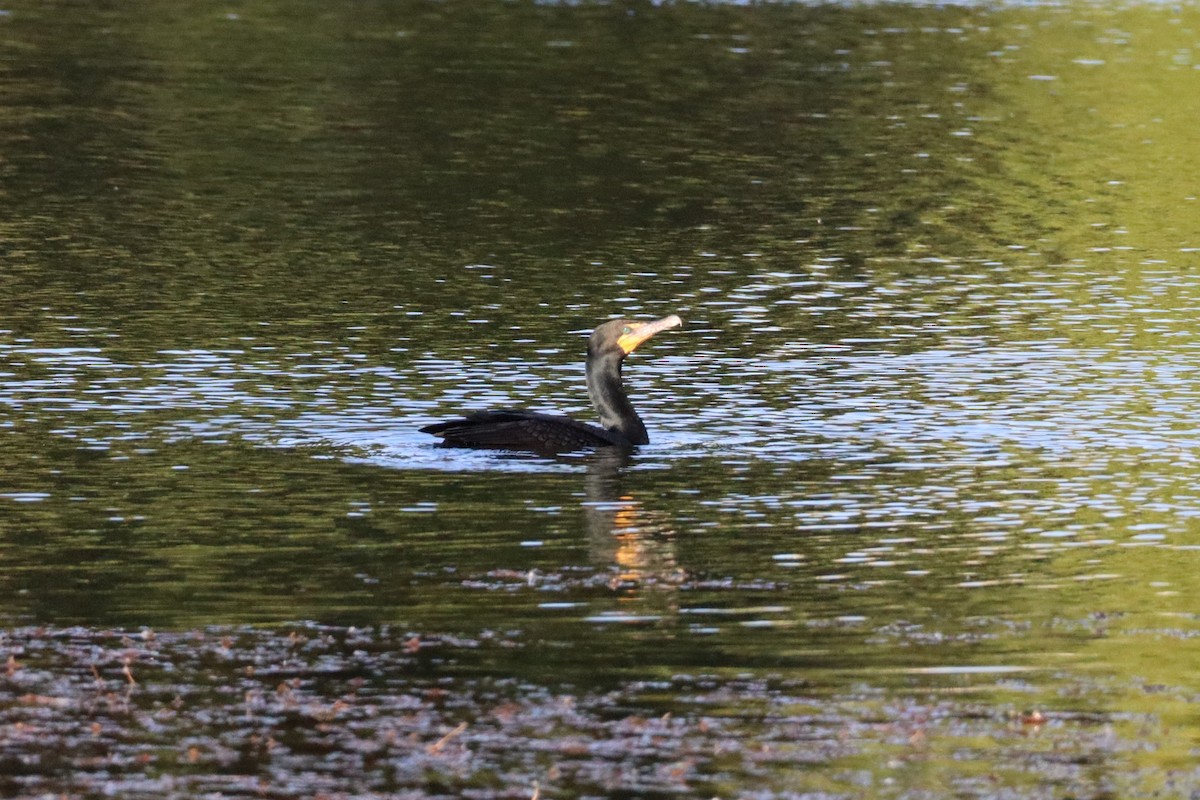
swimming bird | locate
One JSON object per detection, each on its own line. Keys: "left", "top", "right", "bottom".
{"left": 421, "top": 314, "right": 683, "bottom": 452}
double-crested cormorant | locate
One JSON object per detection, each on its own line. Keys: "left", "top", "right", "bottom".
{"left": 421, "top": 314, "right": 683, "bottom": 452}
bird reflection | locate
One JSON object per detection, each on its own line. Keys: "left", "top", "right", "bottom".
{"left": 580, "top": 449, "right": 683, "bottom": 610}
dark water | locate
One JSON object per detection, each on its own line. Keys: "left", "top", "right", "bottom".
{"left": 4, "top": 1, "right": 1200, "bottom": 796}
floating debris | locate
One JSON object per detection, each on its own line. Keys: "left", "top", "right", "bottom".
{"left": 0, "top": 623, "right": 1189, "bottom": 798}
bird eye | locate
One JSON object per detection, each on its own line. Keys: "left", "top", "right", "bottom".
{"left": 621, "top": 326, "right": 632, "bottom": 335}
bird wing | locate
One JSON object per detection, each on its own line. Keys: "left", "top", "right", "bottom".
{"left": 421, "top": 410, "right": 628, "bottom": 452}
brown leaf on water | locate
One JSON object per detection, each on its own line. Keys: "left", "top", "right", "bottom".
{"left": 19, "top": 694, "right": 70, "bottom": 709}
{"left": 1022, "top": 710, "right": 1046, "bottom": 727}
{"left": 492, "top": 701, "right": 521, "bottom": 722}
{"left": 312, "top": 699, "right": 350, "bottom": 723}
{"left": 426, "top": 721, "right": 467, "bottom": 754}
{"left": 664, "top": 760, "right": 693, "bottom": 781}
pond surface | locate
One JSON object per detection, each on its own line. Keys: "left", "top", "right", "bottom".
{"left": 4, "top": 1, "right": 1200, "bottom": 796}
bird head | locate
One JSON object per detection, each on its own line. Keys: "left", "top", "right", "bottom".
{"left": 589, "top": 314, "right": 683, "bottom": 359}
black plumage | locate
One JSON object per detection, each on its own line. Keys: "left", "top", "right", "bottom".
{"left": 421, "top": 315, "right": 682, "bottom": 453}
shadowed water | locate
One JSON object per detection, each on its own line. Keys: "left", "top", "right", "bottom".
{"left": 3, "top": 1, "right": 1200, "bottom": 796}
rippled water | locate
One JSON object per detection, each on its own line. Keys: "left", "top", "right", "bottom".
{"left": 4, "top": 1, "right": 1200, "bottom": 796}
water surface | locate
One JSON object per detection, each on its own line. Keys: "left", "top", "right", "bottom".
{"left": 3, "top": 1, "right": 1200, "bottom": 796}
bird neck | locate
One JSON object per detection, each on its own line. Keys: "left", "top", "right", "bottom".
{"left": 586, "top": 351, "right": 648, "bottom": 445}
